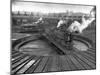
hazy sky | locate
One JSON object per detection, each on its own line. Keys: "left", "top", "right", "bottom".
{"left": 12, "top": 0, "right": 94, "bottom": 14}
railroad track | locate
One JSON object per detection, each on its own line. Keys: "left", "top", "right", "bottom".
{"left": 11, "top": 33, "right": 96, "bottom": 75}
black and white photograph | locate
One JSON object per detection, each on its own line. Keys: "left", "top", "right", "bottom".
{"left": 11, "top": 0, "right": 96, "bottom": 74}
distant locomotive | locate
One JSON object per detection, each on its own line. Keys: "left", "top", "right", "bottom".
{"left": 12, "top": 15, "right": 44, "bottom": 33}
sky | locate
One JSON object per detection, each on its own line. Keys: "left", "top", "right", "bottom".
{"left": 12, "top": 0, "right": 94, "bottom": 14}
